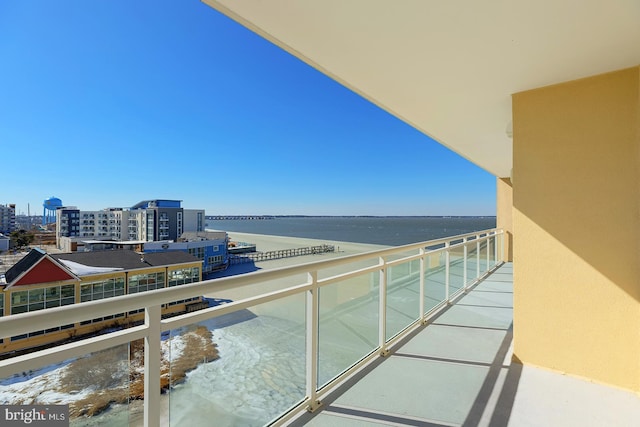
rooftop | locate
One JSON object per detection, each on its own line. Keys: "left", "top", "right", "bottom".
{"left": 51, "top": 250, "right": 200, "bottom": 271}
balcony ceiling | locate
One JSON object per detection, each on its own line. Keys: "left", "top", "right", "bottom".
{"left": 202, "top": 0, "right": 640, "bottom": 177}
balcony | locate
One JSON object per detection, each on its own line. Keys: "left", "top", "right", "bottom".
{"left": 0, "top": 229, "right": 638, "bottom": 426}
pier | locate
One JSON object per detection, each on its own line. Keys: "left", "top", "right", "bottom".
{"left": 206, "top": 215, "right": 275, "bottom": 220}
{"left": 229, "top": 244, "right": 335, "bottom": 264}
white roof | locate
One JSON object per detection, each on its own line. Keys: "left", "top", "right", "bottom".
{"left": 81, "top": 240, "right": 147, "bottom": 245}
{"left": 57, "top": 259, "right": 124, "bottom": 276}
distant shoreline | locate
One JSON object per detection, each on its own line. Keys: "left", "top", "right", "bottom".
{"left": 206, "top": 215, "right": 496, "bottom": 219}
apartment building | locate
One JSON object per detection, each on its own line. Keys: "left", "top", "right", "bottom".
{"left": 0, "top": 204, "right": 16, "bottom": 235}
{"left": 55, "top": 200, "right": 205, "bottom": 248}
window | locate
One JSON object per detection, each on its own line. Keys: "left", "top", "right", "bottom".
{"left": 197, "top": 212, "right": 203, "bottom": 232}
{"left": 168, "top": 297, "right": 199, "bottom": 307}
{"left": 188, "top": 247, "right": 205, "bottom": 260}
{"left": 167, "top": 266, "right": 200, "bottom": 306}
{"left": 10, "top": 285, "right": 75, "bottom": 339}
{"left": 80, "top": 278, "right": 125, "bottom": 302}
{"left": 128, "top": 272, "right": 165, "bottom": 294}
{"left": 11, "top": 285, "right": 74, "bottom": 314}
{"left": 79, "top": 278, "right": 126, "bottom": 324}
{"left": 208, "top": 255, "right": 223, "bottom": 265}
{"left": 168, "top": 267, "right": 200, "bottom": 287}
{"left": 127, "top": 272, "right": 165, "bottom": 315}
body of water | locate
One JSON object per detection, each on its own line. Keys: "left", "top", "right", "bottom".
{"left": 206, "top": 216, "right": 496, "bottom": 246}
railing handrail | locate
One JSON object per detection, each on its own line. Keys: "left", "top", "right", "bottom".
{"left": 0, "top": 228, "right": 503, "bottom": 427}
{"left": 0, "top": 228, "right": 500, "bottom": 339}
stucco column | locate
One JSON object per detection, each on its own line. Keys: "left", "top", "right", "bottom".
{"left": 496, "top": 177, "right": 513, "bottom": 262}
{"left": 512, "top": 66, "right": 640, "bottom": 392}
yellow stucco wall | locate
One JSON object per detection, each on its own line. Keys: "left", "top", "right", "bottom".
{"left": 512, "top": 67, "right": 640, "bottom": 392}
{"left": 496, "top": 177, "right": 513, "bottom": 262}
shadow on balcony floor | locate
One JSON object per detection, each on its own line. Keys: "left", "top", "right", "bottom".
{"left": 291, "top": 263, "right": 640, "bottom": 427}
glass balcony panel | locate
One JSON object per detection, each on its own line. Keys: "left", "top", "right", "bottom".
{"left": 466, "top": 243, "right": 478, "bottom": 285}
{"left": 386, "top": 260, "right": 420, "bottom": 340}
{"left": 489, "top": 236, "right": 497, "bottom": 267}
{"left": 318, "top": 272, "right": 379, "bottom": 387}
{"left": 449, "top": 246, "right": 465, "bottom": 294}
{"left": 479, "top": 240, "right": 488, "bottom": 273}
{"left": 0, "top": 344, "right": 132, "bottom": 426}
{"left": 424, "top": 253, "right": 446, "bottom": 313}
{"left": 168, "top": 293, "right": 306, "bottom": 426}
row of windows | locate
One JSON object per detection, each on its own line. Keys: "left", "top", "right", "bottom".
{"left": 11, "top": 324, "right": 74, "bottom": 342}
{"left": 208, "top": 255, "right": 223, "bottom": 265}
{"left": 129, "top": 272, "right": 165, "bottom": 293}
{"left": 168, "top": 297, "right": 200, "bottom": 307}
{"left": 80, "top": 312, "right": 125, "bottom": 326}
{"left": 80, "top": 278, "right": 126, "bottom": 302}
{"left": 7, "top": 287, "right": 70, "bottom": 339}
{"left": 168, "top": 268, "right": 200, "bottom": 287}
{"left": 6, "top": 267, "right": 200, "bottom": 335}
{"left": 11, "top": 285, "right": 75, "bottom": 315}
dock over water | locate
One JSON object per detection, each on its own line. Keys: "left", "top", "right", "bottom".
{"left": 229, "top": 244, "right": 335, "bottom": 264}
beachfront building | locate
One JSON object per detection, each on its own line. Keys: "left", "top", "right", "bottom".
{"left": 144, "top": 231, "right": 229, "bottom": 276}
{"left": 54, "top": 200, "right": 206, "bottom": 249}
{"left": 129, "top": 199, "right": 205, "bottom": 241}
{"left": 0, "top": 248, "right": 203, "bottom": 355}
{"left": 0, "top": 204, "right": 17, "bottom": 235}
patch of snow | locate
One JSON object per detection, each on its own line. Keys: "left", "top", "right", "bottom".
{"left": 57, "top": 259, "right": 124, "bottom": 276}
{"left": 161, "top": 334, "right": 186, "bottom": 361}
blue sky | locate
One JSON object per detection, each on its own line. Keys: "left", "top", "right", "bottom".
{"left": 0, "top": 1, "right": 496, "bottom": 216}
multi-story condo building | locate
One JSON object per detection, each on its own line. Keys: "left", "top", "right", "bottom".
{"left": 0, "top": 204, "right": 16, "bottom": 235}
{"left": 54, "top": 200, "right": 205, "bottom": 248}
{"left": 55, "top": 207, "right": 80, "bottom": 245}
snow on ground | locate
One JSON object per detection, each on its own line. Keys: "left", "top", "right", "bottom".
{"left": 0, "top": 366, "right": 91, "bottom": 405}
{"left": 162, "top": 331, "right": 186, "bottom": 362}
{"left": 0, "top": 333, "right": 190, "bottom": 409}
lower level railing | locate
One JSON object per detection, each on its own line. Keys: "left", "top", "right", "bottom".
{"left": 0, "top": 229, "right": 503, "bottom": 426}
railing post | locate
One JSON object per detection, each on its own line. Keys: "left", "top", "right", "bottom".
{"left": 305, "top": 271, "right": 321, "bottom": 412}
{"left": 486, "top": 234, "right": 490, "bottom": 272}
{"left": 419, "top": 248, "right": 425, "bottom": 323}
{"left": 494, "top": 233, "right": 499, "bottom": 266}
{"left": 445, "top": 242, "right": 450, "bottom": 303}
{"left": 476, "top": 236, "right": 481, "bottom": 280}
{"left": 463, "top": 238, "right": 468, "bottom": 290}
{"left": 144, "top": 304, "right": 161, "bottom": 427}
{"left": 379, "top": 257, "right": 388, "bottom": 356}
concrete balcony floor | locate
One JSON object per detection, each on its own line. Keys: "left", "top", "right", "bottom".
{"left": 292, "top": 263, "right": 640, "bottom": 427}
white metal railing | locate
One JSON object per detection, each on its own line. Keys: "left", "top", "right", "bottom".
{"left": 0, "top": 228, "right": 503, "bottom": 427}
